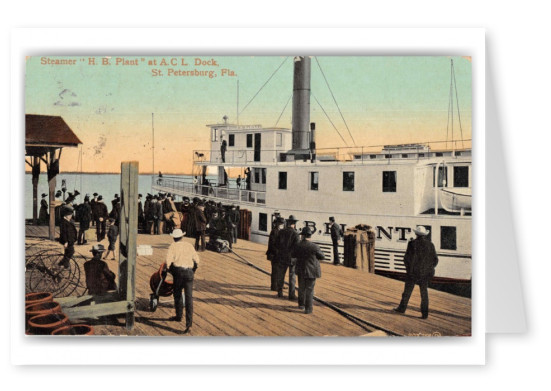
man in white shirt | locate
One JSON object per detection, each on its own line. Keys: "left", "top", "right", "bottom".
{"left": 162, "top": 228, "right": 200, "bottom": 333}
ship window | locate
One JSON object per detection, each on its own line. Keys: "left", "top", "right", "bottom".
{"left": 254, "top": 168, "right": 260, "bottom": 183}
{"left": 433, "top": 166, "right": 448, "bottom": 187}
{"left": 343, "top": 172, "right": 354, "bottom": 191}
{"left": 456, "top": 151, "right": 462, "bottom": 156}
{"left": 278, "top": 172, "right": 287, "bottom": 190}
{"left": 276, "top": 133, "right": 282, "bottom": 147}
{"left": 382, "top": 171, "right": 397, "bottom": 192}
{"left": 419, "top": 153, "right": 425, "bottom": 157}
{"left": 211, "top": 128, "right": 218, "bottom": 142}
{"left": 228, "top": 134, "right": 235, "bottom": 147}
{"left": 453, "top": 166, "right": 469, "bottom": 188}
{"left": 246, "top": 134, "right": 253, "bottom": 148}
{"left": 259, "top": 213, "right": 268, "bottom": 232}
{"left": 370, "top": 154, "right": 377, "bottom": 159}
{"left": 435, "top": 152, "right": 443, "bottom": 157}
{"left": 402, "top": 154, "right": 408, "bottom": 158}
{"left": 261, "top": 168, "right": 266, "bottom": 184}
{"left": 385, "top": 154, "right": 392, "bottom": 159}
{"left": 441, "top": 226, "right": 457, "bottom": 250}
{"left": 310, "top": 172, "right": 319, "bottom": 191}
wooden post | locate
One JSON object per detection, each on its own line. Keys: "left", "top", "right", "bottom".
{"left": 48, "top": 150, "right": 57, "bottom": 241}
{"left": 31, "top": 157, "right": 40, "bottom": 225}
{"left": 118, "top": 161, "right": 138, "bottom": 331}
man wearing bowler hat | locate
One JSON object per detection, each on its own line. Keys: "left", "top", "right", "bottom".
{"left": 94, "top": 195, "right": 109, "bottom": 241}
{"left": 84, "top": 244, "right": 117, "bottom": 295}
{"left": 394, "top": 225, "right": 439, "bottom": 319}
{"left": 292, "top": 226, "right": 324, "bottom": 314}
{"left": 274, "top": 215, "right": 300, "bottom": 299}
{"left": 58, "top": 206, "right": 77, "bottom": 268}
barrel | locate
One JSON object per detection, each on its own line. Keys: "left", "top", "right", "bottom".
{"left": 25, "top": 292, "right": 53, "bottom": 307}
{"left": 149, "top": 262, "right": 173, "bottom": 297}
{"left": 25, "top": 301, "right": 61, "bottom": 327}
{"left": 52, "top": 324, "right": 94, "bottom": 336}
{"left": 27, "top": 313, "right": 70, "bottom": 335}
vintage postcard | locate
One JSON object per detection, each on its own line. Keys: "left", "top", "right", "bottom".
{"left": 24, "top": 55, "right": 472, "bottom": 338}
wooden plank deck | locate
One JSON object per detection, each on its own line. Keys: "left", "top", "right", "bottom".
{"left": 24, "top": 224, "right": 471, "bottom": 337}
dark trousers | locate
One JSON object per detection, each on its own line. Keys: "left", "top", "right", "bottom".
{"left": 332, "top": 238, "right": 340, "bottom": 264}
{"left": 276, "top": 263, "right": 296, "bottom": 299}
{"left": 397, "top": 278, "right": 430, "bottom": 317}
{"left": 195, "top": 230, "right": 206, "bottom": 251}
{"left": 77, "top": 228, "right": 88, "bottom": 244}
{"left": 171, "top": 266, "right": 194, "bottom": 327}
{"left": 60, "top": 244, "right": 74, "bottom": 268}
{"left": 298, "top": 275, "right": 316, "bottom": 313}
{"left": 96, "top": 219, "right": 106, "bottom": 241}
{"left": 270, "top": 261, "right": 278, "bottom": 291}
{"left": 231, "top": 225, "right": 238, "bottom": 243}
{"left": 153, "top": 217, "right": 160, "bottom": 235}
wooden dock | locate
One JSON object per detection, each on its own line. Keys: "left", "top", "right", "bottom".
{"left": 25, "top": 224, "right": 471, "bottom": 337}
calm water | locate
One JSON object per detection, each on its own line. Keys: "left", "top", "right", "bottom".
{"left": 24, "top": 173, "right": 226, "bottom": 219}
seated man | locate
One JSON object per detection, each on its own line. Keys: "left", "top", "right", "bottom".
{"left": 84, "top": 244, "right": 117, "bottom": 295}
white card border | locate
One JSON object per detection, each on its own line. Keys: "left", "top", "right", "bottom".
{"left": 10, "top": 27, "right": 485, "bottom": 365}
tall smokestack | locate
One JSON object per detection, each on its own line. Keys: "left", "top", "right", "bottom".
{"left": 291, "top": 56, "right": 311, "bottom": 151}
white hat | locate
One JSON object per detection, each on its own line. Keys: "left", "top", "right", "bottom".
{"left": 413, "top": 225, "right": 430, "bottom": 236}
{"left": 170, "top": 228, "right": 185, "bottom": 239}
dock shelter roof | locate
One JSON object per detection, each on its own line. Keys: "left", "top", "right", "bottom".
{"left": 25, "top": 114, "right": 81, "bottom": 155}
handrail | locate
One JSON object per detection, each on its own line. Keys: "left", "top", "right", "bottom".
{"left": 152, "top": 176, "right": 266, "bottom": 205}
{"left": 192, "top": 139, "right": 473, "bottom": 165}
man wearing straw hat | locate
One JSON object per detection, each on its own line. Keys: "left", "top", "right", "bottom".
{"left": 162, "top": 228, "right": 200, "bottom": 333}
{"left": 393, "top": 225, "right": 439, "bottom": 319}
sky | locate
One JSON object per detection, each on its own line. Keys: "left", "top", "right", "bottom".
{"left": 25, "top": 55, "right": 472, "bottom": 174}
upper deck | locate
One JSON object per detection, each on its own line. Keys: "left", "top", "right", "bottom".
{"left": 195, "top": 138, "right": 472, "bottom": 167}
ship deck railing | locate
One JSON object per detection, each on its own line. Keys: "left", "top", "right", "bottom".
{"left": 193, "top": 139, "right": 472, "bottom": 166}
{"left": 152, "top": 176, "right": 266, "bottom": 205}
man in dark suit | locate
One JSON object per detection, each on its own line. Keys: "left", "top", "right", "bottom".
{"left": 58, "top": 206, "right": 77, "bottom": 268}
{"left": 293, "top": 226, "right": 324, "bottom": 314}
{"left": 274, "top": 215, "right": 300, "bottom": 300}
{"left": 153, "top": 195, "right": 163, "bottom": 235}
{"left": 266, "top": 217, "right": 285, "bottom": 291}
{"left": 94, "top": 195, "right": 109, "bottom": 241}
{"left": 329, "top": 216, "right": 343, "bottom": 265}
{"left": 90, "top": 193, "right": 98, "bottom": 227}
{"left": 229, "top": 204, "right": 240, "bottom": 245}
{"left": 137, "top": 194, "right": 144, "bottom": 231}
{"left": 195, "top": 202, "right": 207, "bottom": 251}
{"left": 77, "top": 195, "right": 92, "bottom": 245}
{"left": 394, "top": 225, "right": 439, "bottom": 319}
{"left": 220, "top": 137, "right": 227, "bottom": 162}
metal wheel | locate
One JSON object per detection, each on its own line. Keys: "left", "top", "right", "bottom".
{"left": 26, "top": 249, "right": 87, "bottom": 298}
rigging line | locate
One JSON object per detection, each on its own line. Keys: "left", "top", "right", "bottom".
{"left": 452, "top": 60, "right": 465, "bottom": 149}
{"left": 239, "top": 57, "right": 289, "bottom": 116}
{"left": 447, "top": 62, "right": 453, "bottom": 149}
{"left": 314, "top": 57, "right": 357, "bottom": 146}
{"left": 274, "top": 94, "right": 292, "bottom": 127}
{"left": 450, "top": 60, "right": 454, "bottom": 148}
{"left": 312, "top": 94, "right": 349, "bottom": 146}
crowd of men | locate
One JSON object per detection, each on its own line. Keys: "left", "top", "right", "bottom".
{"left": 266, "top": 215, "right": 325, "bottom": 314}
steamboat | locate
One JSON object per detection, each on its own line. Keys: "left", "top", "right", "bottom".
{"left": 153, "top": 56, "right": 472, "bottom": 284}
